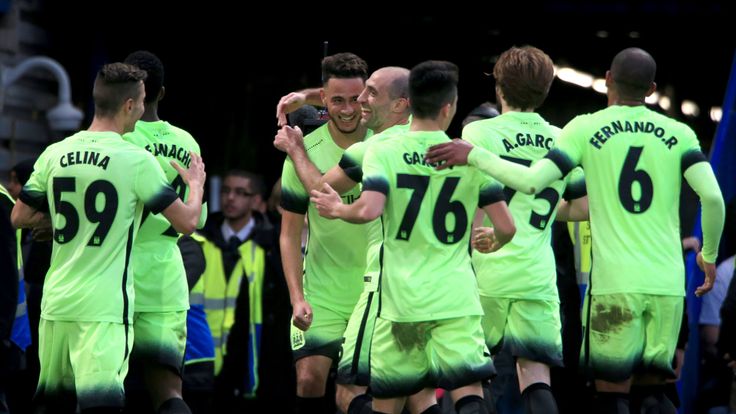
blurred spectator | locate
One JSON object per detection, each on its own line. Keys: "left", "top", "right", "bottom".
{"left": 8, "top": 159, "right": 51, "bottom": 414}
{"left": 192, "top": 170, "right": 293, "bottom": 412}
{"left": 180, "top": 235, "right": 214, "bottom": 414}
{"left": 0, "top": 183, "right": 31, "bottom": 414}
{"left": 461, "top": 101, "right": 500, "bottom": 129}
{"left": 286, "top": 105, "right": 325, "bottom": 136}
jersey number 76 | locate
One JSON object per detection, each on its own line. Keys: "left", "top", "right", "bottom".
{"left": 395, "top": 174, "right": 467, "bottom": 244}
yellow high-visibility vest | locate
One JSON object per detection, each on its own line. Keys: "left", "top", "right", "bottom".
{"left": 0, "top": 184, "right": 30, "bottom": 350}
{"left": 568, "top": 221, "right": 592, "bottom": 287}
{"left": 192, "top": 232, "right": 265, "bottom": 396}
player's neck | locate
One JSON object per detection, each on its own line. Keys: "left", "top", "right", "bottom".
{"left": 613, "top": 99, "right": 645, "bottom": 106}
{"left": 609, "top": 92, "right": 645, "bottom": 107}
{"left": 140, "top": 106, "right": 160, "bottom": 122}
{"left": 501, "top": 102, "right": 534, "bottom": 114}
{"left": 375, "top": 113, "right": 410, "bottom": 134}
{"left": 88, "top": 116, "right": 125, "bottom": 135}
{"left": 327, "top": 121, "right": 367, "bottom": 149}
{"left": 409, "top": 117, "right": 443, "bottom": 132}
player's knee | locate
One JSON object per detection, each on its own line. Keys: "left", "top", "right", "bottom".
{"left": 296, "top": 370, "right": 327, "bottom": 397}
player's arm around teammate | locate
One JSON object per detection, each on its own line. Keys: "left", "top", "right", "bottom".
{"left": 160, "top": 153, "right": 206, "bottom": 235}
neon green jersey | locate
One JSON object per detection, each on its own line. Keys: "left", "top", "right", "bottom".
{"left": 280, "top": 123, "right": 375, "bottom": 315}
{"left": 20, "top": 131, "right": 177, "bottom": 323}
{"left": 463, "top": 112, "right": 585, "bottom": 300}
{"left": 362, "top": 130, "right": 505, "bottom": 322}
{"left": 123, "top": 120, "right": 204, "bottom": 311}
{"left": 549, "top": 105, "right": 705, "bottom": 296}
{"left": 339, "top": 121, "right": 411, "bottom": 292}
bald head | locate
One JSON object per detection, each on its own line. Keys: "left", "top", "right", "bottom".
{"left": 372, "top": 66, "right": 410, "bottom": 100}
{"left": 610, "top": 48, "right": 656, "bottom": 99}
{"left": 360, "top": 66, "right": 411, "bottom": 132}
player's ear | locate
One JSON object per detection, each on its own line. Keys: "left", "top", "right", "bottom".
{"left": 645, "top": 82, "right": 657, "bottom": 97}
{"left": 391, "top": 97, "right": 408, "bottom": 113}
{"left": 441, "top": 102, "right": 452, "bottom": 118}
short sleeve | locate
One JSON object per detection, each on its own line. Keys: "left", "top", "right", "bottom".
{"left": 19, "top": 150, "right": 52, "bottom": 212}
{"left": 279, "top": 157, "right": 309, "bottom": 214}
{"left": 477, "top": 173, "right": 505, "bottom": 207}
{"left": 361, "top": 144, "right": 390, "bottom": 196}
{"left": 135, "top": 152, "right": 178, "bottom": 214}
{"left": 339, "top": 141, "right": 367, "bottom": 183}
{"left": 548, "top": 116, "right": 586, "bottom": 175}
{"left": 562, "top": 167, "right": 587, "bottom": 200}
{"left": 679, "top": 125, "right": 707, "bottom": 173}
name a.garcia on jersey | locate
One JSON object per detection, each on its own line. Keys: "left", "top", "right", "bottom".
{"left": 502, "top": 133, "right": 554, "bottom": 152}
{"left": 59, "top": 151, "right": 110, "bottom": 170}
{"left": 589, "top": 120, "right": 678, "bottom": 150}
{"left": 403, "top": 151, "right": 450, "bottom": 169}
{"left": 144, "top": 142, "right": 192, "bottom": 168}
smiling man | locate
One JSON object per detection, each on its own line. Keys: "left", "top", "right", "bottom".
{"left": 277, "top": 52, "right": 376, "bottom": 414}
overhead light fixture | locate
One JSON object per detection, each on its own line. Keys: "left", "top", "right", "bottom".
{"left": 556, "top": 67, "right": 594, "bottom": 88}
{"left": 592, "top": 78, "right": 607, "bottom": 94}
{"left": 645, "top": 92, "right": 660, "bottom": 105}
{"left": 658, "top": 96, "right": 671, "bottom": 111}
{"left": 710, "top": 107, "right": 722, "bottom": 122}
{"left": 681, "top": 100, "right": 700, "bottom": 117}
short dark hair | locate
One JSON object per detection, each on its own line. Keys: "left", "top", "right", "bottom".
{"left": 93, "top": 63, "right": 147, "bottom": 117}
{"left": 224, "top": 170, "right": 265, "bottom": 197}
{"left": 610, "top": 47, "right": 656, "bottom": 99}
{"left": 409, "top": 60, "right": 459, "bottom": 119}
{"left": 493, "top": 46, "right": 554, "bottom": 111}
{"left": 11, "top": 158, "right": 36, "bottom": 186}
{"left": 321, "top": 53, "right": 368, "bottom": 86}
{"left": 124, "top": 50, "right": 164, "bottom": 104}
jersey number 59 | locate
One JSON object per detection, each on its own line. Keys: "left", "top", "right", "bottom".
{"left": 52, "top": 177, "right": 118, "bottom": 246}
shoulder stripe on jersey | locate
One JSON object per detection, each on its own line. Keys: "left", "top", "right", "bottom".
{"left": 280, "top": 189, "right": 309, "bottom": 214}
{"left": 339, "top": 154, "right": 363, "bottom": 183}
{"left": 19, "top": 189, "right": 49, "bottom": 213}
{"left": 563, "top": 180, "right": 587, "bottom": 201}
{"left": 146, "top": 186, "right": 179, "bottom": 215}
{"left": 362, "top": 177, "right": 389, "bottom": 195}
{"left": 544, "top": 149, "right": 575, "bottom": 176}
{"left": 478, "top": 185, "right": 505, "bottom": 207}
{"left": 681, "top": 149, "right": 708, "bottom": 174}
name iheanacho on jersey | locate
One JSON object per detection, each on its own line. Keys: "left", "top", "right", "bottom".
{"left": 143, "top": 142, "right": 192, "bottom": 168}
{"left": 589, "top": 120, "right": 679, "bottom": 150}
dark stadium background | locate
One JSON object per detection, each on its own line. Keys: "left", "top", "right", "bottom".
{"left": 41, "top": 2, "right": 735, "bottom": 197}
